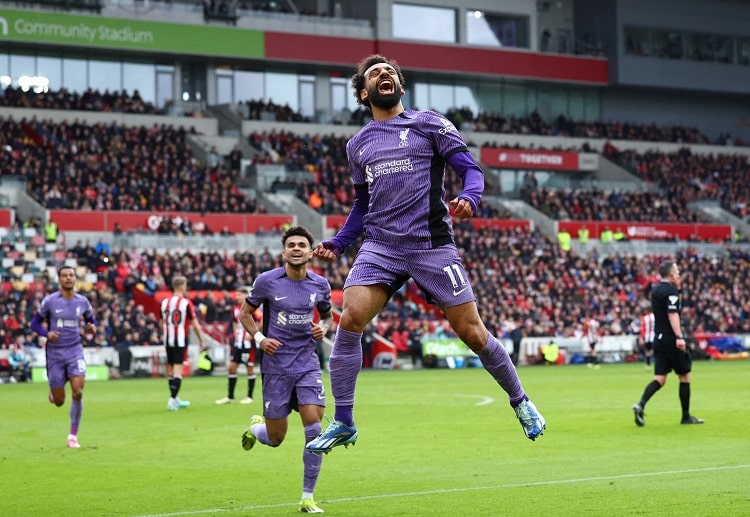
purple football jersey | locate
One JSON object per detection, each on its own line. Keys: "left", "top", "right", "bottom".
{"left": 246, "top": 267, "right": 332, "bottom": 375}
{"left": 36, "top": 292, "right": 94, "bottom": 365}
{"left": 347, "top": 109, "right": 471, "bottom": 249}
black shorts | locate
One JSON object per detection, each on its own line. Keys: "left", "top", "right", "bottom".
{"left": 643, "top": 341, "right": 653, "bottom": 353}
{"left": 653, "top": 336, "right": 691, "bottom": 376}
{"left": 231, "top": 346, "right": 256, "bottom": 366}
{"left": 165, "top": 346, "right": 187, "bottom": 366}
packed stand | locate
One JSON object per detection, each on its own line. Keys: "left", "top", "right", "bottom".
{"left": 604, "top": 145, "right": 750, "bottom": 222}
{"left": 2, "top": 226, "right": 749, "bottom": 370}
{"left": 313, "top": 223, "right": 750, "bottom": 342}
{"left": 0, "top": 86, "right": 166, "bottom": 115}
{"left": 524, "top": 187, "right": 712, "bottom": 225}
{"left": 0, "top": 116, "right": 258, "bottom": 214}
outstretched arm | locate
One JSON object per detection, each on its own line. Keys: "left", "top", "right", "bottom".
{"left": 314, "top": 183, "right": 369, "bottom": 261}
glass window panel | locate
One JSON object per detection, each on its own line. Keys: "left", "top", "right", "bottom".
{"left": 548, "top": 88, "right": 568, "bottom": 123}
{"left": 331, "top": 78, "right": 348, "bottom": 112}
{"left": 502, "top": 82, "right": 526, "bottom": 117}
{"left": 0, "top": 53, "right": 8, "bottom": 88}
{"left": 88, "top": 60, "right": 121, "bottom": 93}
{"left": 426, "top": 83, "right": 453, "bottom": 113}
{"left": 466, "top": 10, "right": 500, "bottom": 47}
{"left": 568, "top": 89, "right": 584, "bottom": 122}
{"left": 216, "top": 74, "right": 233, "bottom": 105}
{"left": 475, "top": 81, "right": 502, "bottom": 115}
{"left": 413, "top": 83, "right": 428, "bottom": 111}
{"left": 156, "top": 70, "right": 174, "bottom": 108}
{"left": 713, "top": 35, "right": 733, "bottom": 64}
{"left": 624, "top": 27, "right": 651, "bottom": 57}
{"left": 687, "top": 33, "right": 714, "bottom": 61}
{"left": 586, "top": 88, "right": 601, "bottom": 121}
{"left": 9, "top": 54, "right": 35, "bottom": 87}
{"left": 739, "top": 37, "right": 750, "bottom": 66}
{"left": 123, "top": 62, "right": 155, "bottom": 104}
{"left": 652, "top": 30, "right": 683, "bottom": 59}
{"left": 299, "top": 78, "right": 314, "bottom": 119}
{"left": 392, "top": 3, "right": 455, "bottom": 44}
{"left": 234, "top": 70, "right": 263, "bottom": 103}
{"left": 265, "top": 72, "right": 297, "bottom": 111}
{"left": 466, "top": 12, "right": 528, "bottom": 48}
{"left": 454, "top": 85, "right": 479, "bottom": 117}
{"left": 37, "top": 56, "right": 62, "bottom": 91}
{"left": 62, "top": 57, "right": 87, "bottom": 93}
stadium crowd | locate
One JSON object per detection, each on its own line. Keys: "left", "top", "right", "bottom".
{"left": 0, "top": 116, "right": 258, "bottom": 214}
{"left": 602, "top": 145, "right": 750, "bottom": 222}
{"left": 0, "top": 86, "right": 165, "bottom": 115}
{"left": 2, "top": 225, "right": 748, "bottom": 362}
{"left": 1, "top": 90, "right": 749, "bottom": 361}
{"left": 525, "top": 187, "right": 711, "bottom": 224}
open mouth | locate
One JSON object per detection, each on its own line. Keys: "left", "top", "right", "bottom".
{"left": 378, "top": 79, "right": 395, "bottom": 94}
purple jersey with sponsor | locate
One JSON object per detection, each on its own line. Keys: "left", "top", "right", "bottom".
{"left": 246, "top": 267, "right": 332, "bottom": 375}
{"left": 347, "top": 109, "right": 469, "bottom": 250}
{"left": 36, "top": 292, "right": 95, "bottom": 385}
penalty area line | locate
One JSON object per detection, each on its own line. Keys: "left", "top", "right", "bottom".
{"left": 138, "top": 463, "right": 750, "bottom": 516}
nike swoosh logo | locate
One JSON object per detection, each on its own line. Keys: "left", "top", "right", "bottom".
{"left": 453, "top": 287, "right": 468, "bottom": 297}
{"left": 274, "top": 296, "right": 288, "bottom": 301}
{"left": 55, "top": 309, "right": 63, "bottom": 313}
{"left": 358, "top": 143, "right": 372, "bottom": 156}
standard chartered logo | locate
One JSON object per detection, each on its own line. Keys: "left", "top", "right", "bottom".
{"left": 366, "top": 158, "right": 413, "bottom": 184}
{"left": 11, "top": 17, "right": 154, "bottom": 44}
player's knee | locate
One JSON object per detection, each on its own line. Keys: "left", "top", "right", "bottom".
{"left": 339, "top": 311, "right": 369, "bottom": 333}
{"left": 456, "top": 325, "right": 486, "bottom": 351}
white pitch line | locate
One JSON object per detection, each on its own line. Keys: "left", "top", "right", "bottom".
{"left": 137, "top": 463, "right": 750, "bottom": 517}
{"left": 427, "top": 393, "right": 495, "bottom": 406}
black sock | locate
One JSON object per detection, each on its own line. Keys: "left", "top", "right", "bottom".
{"left": 228, "top": 375, "right": 237, "bottom": 399}
{"left": 168, "top": 377, "right": 177, "bottom": 398}
{"left": 679, "top": 382, "right": 690, "bottom": 419}
{"left": 248, "top": 376, "right": 256, "bottom": 398}
{"left": 172, "top": 377, "right": 182, "bottom": 398}
{"left": 640, "top": 380, "right": 662, "bottom": 408}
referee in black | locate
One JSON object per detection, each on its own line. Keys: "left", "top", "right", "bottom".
{"left": 632, "top": 261, "right": 704, "bottom": 426}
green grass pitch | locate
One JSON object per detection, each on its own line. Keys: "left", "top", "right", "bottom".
{"left": 2, "top": 360, "right": 749, "bottom": 516}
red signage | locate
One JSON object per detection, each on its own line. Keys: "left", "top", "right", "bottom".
{"left": 266, "top": 36, "right": 608, "bottom": 85}
{"left": 480, "top": 148, "right": 581, "bottom": 170}
{"left": 0, "top": 209, "right": 11, "bottom": 227}
{"left": 558, "top": 221, "right": 732, "bottom": 242}
{"left": 49, "top": 210, "right": 294, "bottom": 234}
{"left": 325, "top": 215, "right": 530, "bottom": 232}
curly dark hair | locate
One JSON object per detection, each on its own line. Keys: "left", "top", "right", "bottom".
{"left": 351, "top": 54, "right": 406, "bottom": 109}
{"left": 282, "top": 225, "right": 315, "bottom": 247}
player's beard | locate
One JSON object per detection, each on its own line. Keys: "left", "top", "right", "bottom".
{"left": 367, "top": 85, "right": 401, "bottom": 110}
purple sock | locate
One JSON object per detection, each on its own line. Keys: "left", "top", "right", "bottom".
{"left": 303, "top": 423, "right": 323, "bottom": 492}
{"left": 479, "top": 335, "right": 527, "bottom": 407}
{"left": 69, "top": 399, "right": 83, "bottom": 436}
{"left": 329, "top": 328, "right": 362, "bottom": 427}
